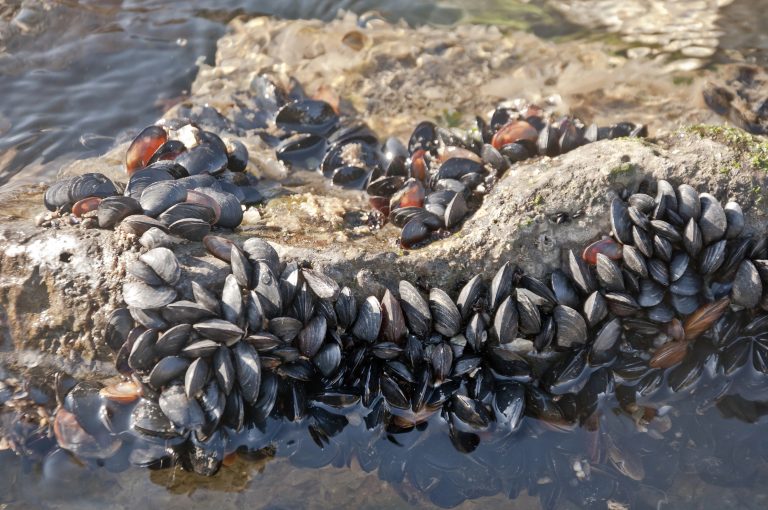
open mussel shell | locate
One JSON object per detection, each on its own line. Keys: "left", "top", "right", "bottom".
{"left": 72, "top": 196, "right": 101, "bottom": 219}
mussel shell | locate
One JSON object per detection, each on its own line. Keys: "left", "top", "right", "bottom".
{"left": 276, "top": 133, "right": 327, "bottom": 170}
{"left": 408, "top": 120, "right": 438, "bottom": 153}
{"left": 213, "top": 347, "right": 235, "bottom": 395}
{"left": 732, "top": 260, "right": 762, "bottom": 308}
{"left": 163, "top": 301, "right": 216, "bottom": 324}
{"left": 139, "top": 181, "right": 187, "bottom": 218}
{"left": 175, "top": 143, "right": 228, "bottom": 176}
{"left": 444, "top": 192, "right": 468, "bottom": 228}
{"left": 332, "top": 165, "right": 370, "bottom": 189}
{"left": 124, "top": 167, "right": 174, "bottom": 200}
{"left": 352, "top": 296, "right": 382, "bottom": 343}
{"left": 243, "top": 238, "right": 280, "bottom": 275}
{"left": 583, "top": 291, "right": 607, "bottom": 327}
{"left": 123, "top": 282, "right": 176, "bottom": 309}
{"left": 127, "top": 259, "right": 163, "bottom": 286}
{"left": 149, "top": 356, "right": 191, "bottom": 390}
{"left": 169, "top": 218, "right": 211, "bottom": 241}
{"left": 301, "top": 268, "right": 340, "bottom": 301}
{"left": 155, "top": 324, "right": 192, "bottom": 357}
{"left": 68, "top": 173, "right": 118, "bottom": 204}
{"left": 335, "top": 286, "right": 358, "bottom": 330}
{"left": 699, "top": 193, "right": 727, "bottom": 245}
{"left": 724, "top": 201, "right": 744, "bottom": 239}
{"left": 128, "top": 329, "right": 159, "bottom": 371}
{"left": 130, "top": 398, "right": 177, "bottom": 439}
{"left": 367, "top": 176, "right": 405, "bottom": 197}
{"left": 253, "top": 261, "right": 282, "bottom": 319}
{"left": 97, "top": 196, "right": 142, "bottom": 229}
{"left": 120, "top": 215, "right": 169, "bottom": 236}
{"left": 493, "top": 296, "right": 519, "bottom": 344}
{"left": 554, "top": 305, "right": 587, "bottom": 348}
{"left": 610, "top": 198, "right": 632, "bottom": 244}
{"left": 126, "top": 125, "right": 168, "bottom": 174}
{"left": 139, "top": 248, "right": 181, "bottom": 286}
{"left": 232, "top": 341, "right": 261, "bottom": 404}
{"left": 158, "top": 384, "right": 205, "bottom": 430}
{"left": 158, "top": 203, "right": 216, "bottom": 226}
{"left": 139, "top": 227, "right": 177, "bottom": 250}
{"left": 182, "top": 340, "right": 220, "bottom": 358}
{"left": 44, "top": 178, "right": 77, "bottom": 211}
{"left": 221, "top": 274, "right": 244, "bottom": 326}
{"left": 195, "top": 187, "right": 242, "bottom": 229}
{"left": 224, "top": 138, "right": 249, "bottom": 172}
{"left": 194, "top": 319, "right": 244, "bottom": 344}
{"left": 400, "top": 219, "right": 429, "bottom": 248}
{"left": 105, "top": 307, "right": 134, "bottom": 352}
{"left": 276, "top": 99, "right": 338, "bottom": 136}
{"left": 429, "top": 288, "right": 461, "bottom": 337}
{"left": 314, "top": 342, "right": 342, "bottom": 377}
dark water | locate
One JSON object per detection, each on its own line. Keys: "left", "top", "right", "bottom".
{"left": 5, "top": 360, "right": 768, "bottom": 509}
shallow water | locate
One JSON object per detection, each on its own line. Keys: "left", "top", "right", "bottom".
{"left": 3, "top": 0, "right": 767, "bottom": 188}
{"left": 3, "top": 1, "right": 768, "bottom": 509}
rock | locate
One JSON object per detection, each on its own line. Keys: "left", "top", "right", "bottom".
{"left": 2, "top": 128, "right": 767, "bottom": 371}
{"left": 1, "top": 14, "right": 767, "bottom": 374}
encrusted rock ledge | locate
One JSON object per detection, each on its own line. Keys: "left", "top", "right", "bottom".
{"left": 0, "top": 13, "right": 765, "bottom": 374}
{"left": 2, "top": 126, "right": 768, "bottom": 374}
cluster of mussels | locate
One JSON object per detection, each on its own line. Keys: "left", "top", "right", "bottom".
{"left": 251, "top": 74, "right": 647, "bottom": 248}
{"left": 50, "top": 177, "right": 768, "bottom": 505}
{"left": 41, "top": 120, "right": 258, "bottom": 236}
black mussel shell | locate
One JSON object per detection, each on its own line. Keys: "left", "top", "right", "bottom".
{"left": 68, "top": 173, "right": 118, "bottom": 204}
{"left": 276, "top": 99, "right": 338, "bottom": 136}
{"left": 97, "top": 196, "right": 142, "bottom": 229}
{"left": 44, "top": 178, "right": 77, "bottom": 211}
{"left": 276, "top": 133, "right": 327, "bottom": 170}
{"left": 175, "top": 143, "right": 228, "bottom": 176}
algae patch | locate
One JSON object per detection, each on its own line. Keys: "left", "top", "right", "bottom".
{"left": 687, "top": 125, "right": 768, "bottom": 172}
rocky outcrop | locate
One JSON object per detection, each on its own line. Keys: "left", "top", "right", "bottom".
{"left": 0, "top": 14, "right": 765, "bottom": 376}
{"left": 2, "top": 125, "right": 768, "bottom": 375}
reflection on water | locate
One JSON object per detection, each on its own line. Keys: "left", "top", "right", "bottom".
{"left": 2, "top": 0, "right": 768, "bottom": 188}
{"left": 0, "top": 0, "right": 464, "bottom": 188}
{"left": 3, "top": 372, "right": 768, "bottom": 509}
